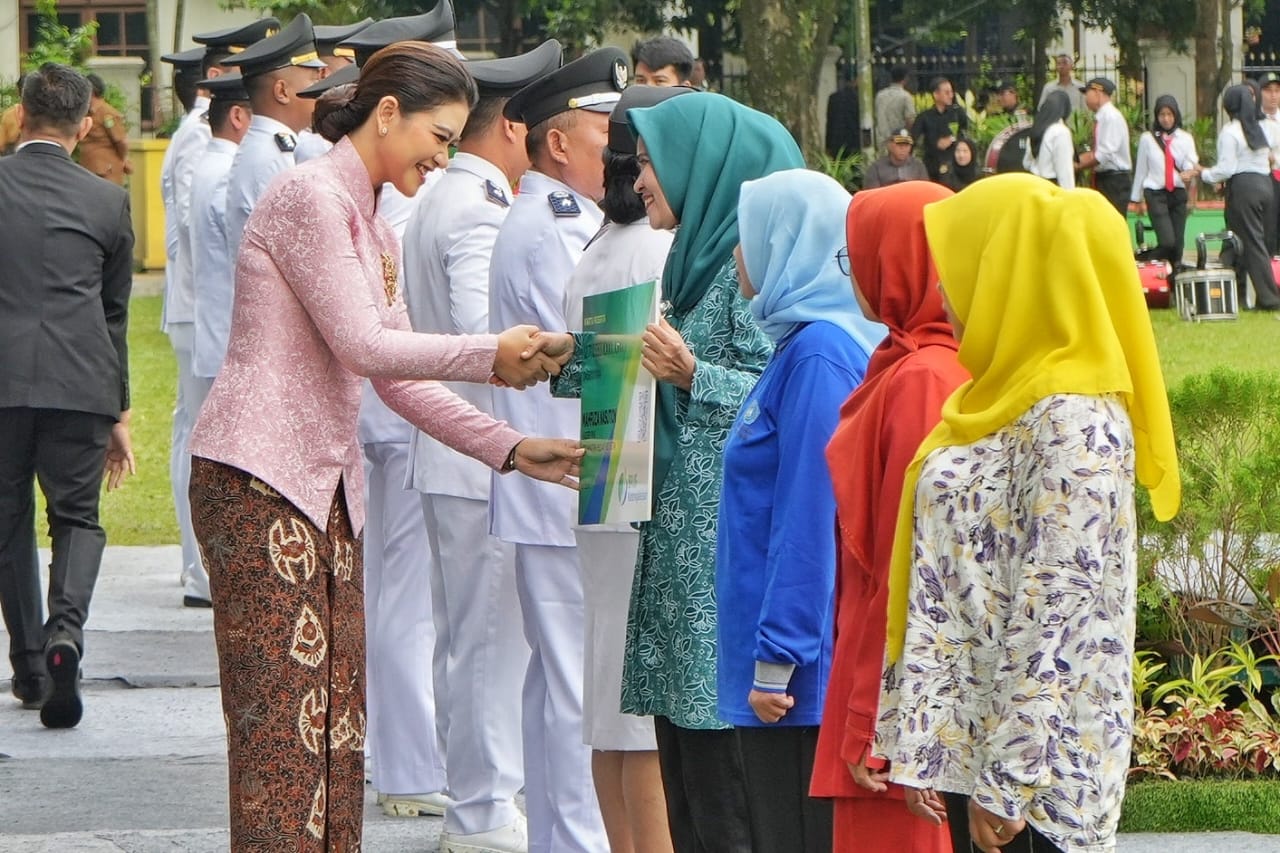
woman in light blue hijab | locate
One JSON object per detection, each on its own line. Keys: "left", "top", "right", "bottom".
{"left": 716, "top": 169, "right": 885, "bottom": 853}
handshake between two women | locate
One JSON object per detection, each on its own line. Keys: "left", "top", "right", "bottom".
{"left": 490, "top": 324, "right": 575, "bottom": 389}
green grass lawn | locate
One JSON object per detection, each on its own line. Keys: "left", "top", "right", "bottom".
{"left": 34, "top": 295, "right": 1280, "bottom": 547}
{"left": 1120, "top": 779, "right": 1280, "bottom": 834}
{"left": 35, "top": 295, "right": 178, "bottom": 546}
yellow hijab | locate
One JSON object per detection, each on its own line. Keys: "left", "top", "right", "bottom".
{"left": 885, "top": 174, "right": 1181, "bottom": 662}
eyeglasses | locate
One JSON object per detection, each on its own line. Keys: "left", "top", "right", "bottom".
{"left": 835, "top": 247, "right": 850, "bottom": 276}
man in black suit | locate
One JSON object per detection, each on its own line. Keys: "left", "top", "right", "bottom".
{"left": 0, "top": 63, "right": 136, "bottom": 729}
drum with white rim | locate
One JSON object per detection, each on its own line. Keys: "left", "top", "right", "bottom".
{"left": 1176, "top": 270, "right": 1238, "bottom": 321}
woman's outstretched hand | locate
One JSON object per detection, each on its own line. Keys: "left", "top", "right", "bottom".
{"left": 493, "top": 325, "right": 567, "bottom": 389}
{"left": 512, "top": 438, "right": 584, "bottom": 488}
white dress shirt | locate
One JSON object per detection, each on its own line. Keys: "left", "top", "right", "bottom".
{"left": 1024, "top": 121, "right": 1076, "bottom": 189}
{"left": 488, "top": 170, "right": 603, "bottom": 546}
{"left": 1092, "top": 101, "right": 1132, "bottom": 173}
{"left": 160, "top": 97, "right": 211, "bottom": 329}
{"left": 189, "top": 137, "right": 239, "bottom": 379}
{"left": 403, "top": 152, "right": 512, "bottom": 500}
{"left": 1130, "top": 129, "right": 1198, "bottom": 200}
{"left": 1200, "top": 121, "right": 1276, "bottom": 183}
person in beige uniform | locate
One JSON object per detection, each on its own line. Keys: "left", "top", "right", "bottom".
{"left": 77, "top": 74, "right": 131, "bottom": 184}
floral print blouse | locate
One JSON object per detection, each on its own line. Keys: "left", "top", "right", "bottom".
{"left": 875, "top": 394, "right": 1137, "bottom": 853}
{"left": 555, "top": 258, "right": 772, "bottom": 729}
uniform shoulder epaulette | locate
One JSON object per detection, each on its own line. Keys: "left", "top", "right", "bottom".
{"left": 548, "top": 190, "right": 580, "bottom": 217}
{"left": 275, "top": 132, "right": 297, "bottom": 153}
{"left": 485, "top": 179, "right": 510, "bottom": 208}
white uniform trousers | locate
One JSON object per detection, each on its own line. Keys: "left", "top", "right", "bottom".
{"left": 514, "top": 543, "right": 607, "bottom": 853}
{"left": 166, "top": 322, "right": 209, "bottom": 601}
{"left": 363, "top": 441, "right": 446, "bottom": 795}
{"left": 422, "top": 493, "right": 527, "bottom": 835}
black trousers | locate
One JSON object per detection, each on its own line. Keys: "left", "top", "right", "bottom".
{"left": 0, "top": 407, "right": 113, "bottom": 682}
{"left": 943, "top": 793, "right": 1066, "bottom": 853}
{"left": 1143, "top": 186, "right": 1189, "bottom": 267}
{"left": 1266, "top": 178, "right": 1280, "bottom": 255}
{"left": 1225, "top": 173, "right": 1280, "bottom": 310}
{"left": 737, "top": 725, "right": 832, "bottom": 853}
{"left": 654, "top": 716, "right": 754, "bottom": 853}
{"left": 1095, "top": 170, "right": 1132, "bottom": 219}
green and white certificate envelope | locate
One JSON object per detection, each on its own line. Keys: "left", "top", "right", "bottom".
{"left": 578, "top": 279, "right": 658, "bottom": 524}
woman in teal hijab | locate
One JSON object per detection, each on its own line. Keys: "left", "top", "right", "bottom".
{"left": 625, "top": 92, "right": 803, "bottom": 853}
{"left": 547, "top": 92, "right": 803, "bottom": 852}
{"left": 716, "top": 169, "right": 883, "bottom": 852}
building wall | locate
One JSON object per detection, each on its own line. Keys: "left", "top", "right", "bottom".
{"left": 2, "top": 1, "right": 23, "bottom": 80}
{"left": 0, "top": 0, "right": 266, "bottom": 84}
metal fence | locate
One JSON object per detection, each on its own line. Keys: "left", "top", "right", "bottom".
{"left": 869, "top": 53, "right": 1135, "bottom": 109}
{"left": 719, "top": 53, "right": 1136, "bottom": 110}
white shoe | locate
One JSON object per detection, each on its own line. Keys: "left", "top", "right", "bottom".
{"left": 441, "top": 816, "right": 528, "bottom": 853}
{"left": 379, "top": 790, "right": 450, "bottom": 817}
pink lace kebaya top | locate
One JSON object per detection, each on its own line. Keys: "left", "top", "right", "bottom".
{"left": 189, "top": 136, "right": 522, "bottom": 533}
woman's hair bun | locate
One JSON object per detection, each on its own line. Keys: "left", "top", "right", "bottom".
{"left": 312, "top": 82, "right": 361, "bottom": 143}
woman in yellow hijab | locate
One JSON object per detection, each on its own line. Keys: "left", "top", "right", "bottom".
{"left": 874, "top": 174, "right": 1179, "bottom": 853}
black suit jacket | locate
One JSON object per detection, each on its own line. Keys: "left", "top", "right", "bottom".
{"left": 0, "top": 142, "right": 133, "bottom": 418}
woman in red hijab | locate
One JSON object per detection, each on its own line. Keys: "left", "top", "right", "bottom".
{"left": 809, "top": 181, "right": 968, "bottom": 851}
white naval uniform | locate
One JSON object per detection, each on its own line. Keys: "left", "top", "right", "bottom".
{"left": 563, "top": 219, "right": 671, "bottom": 752}
{"left": 359, "top": 174, "right": 449, "bottom": 799}
{"left": 293, "top": 128, "right": 331, "bottom": 164}
{"left": 224, "top": 114, "right": 299, "bottom": 264}
{"left": 488, "top": 170, "right": 607, "bottom": 853}
{"left": 189, "top": 136, "right": 238, "bottom": 385}
{"left": 159, "top": 96, "right": 212, "bottom": 602}
{"left": 402, "top": 152, "right": 529, "bottom": 836}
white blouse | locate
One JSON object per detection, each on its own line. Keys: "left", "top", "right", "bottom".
{"left": 1200, "top": 121, "right": 1274, "bottom": 183}
{"left": 1024, "top": 122, "right": 1076, "bottom": 189}
{"left": 1130, "top": 129, "right": 1199, "bottom": 200}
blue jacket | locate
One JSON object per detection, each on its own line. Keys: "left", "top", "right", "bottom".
{"left": 715, "top": 321, "right": 867, "bottom": 727}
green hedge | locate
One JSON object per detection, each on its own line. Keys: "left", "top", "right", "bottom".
{"left": 1120, "top": 780, "right": 1280, "bottom": 833}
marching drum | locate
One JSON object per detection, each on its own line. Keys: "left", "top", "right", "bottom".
{"left": 984, "top": 121, "right": 1032, "bottom": 174}
{"left": 1178, "top": 231, "right": 1240, "bottom": 321}
{"left": 1176, "top": 270, "right": 1238, "bottom": 321}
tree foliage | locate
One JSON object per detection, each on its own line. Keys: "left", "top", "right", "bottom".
{"left": 739, "top": 0, "right": 837, "bottom": 158}
{"left": 24, "top": 0, "right": 99, "bottom": 71}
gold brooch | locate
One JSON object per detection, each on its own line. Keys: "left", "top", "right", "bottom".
{"left": 381, "top": 252, "right": 398, "bottom": 306}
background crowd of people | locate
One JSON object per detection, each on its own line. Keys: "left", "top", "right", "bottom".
{"left": 2, "top": 7, "right": 1195, "bottom": 853}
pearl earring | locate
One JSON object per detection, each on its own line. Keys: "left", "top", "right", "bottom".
{"left": 380, "top": 126, "right": 388, "bottom": 136}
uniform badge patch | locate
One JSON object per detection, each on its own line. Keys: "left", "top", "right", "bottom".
{"left": 275, "top": 132, "right": 297, "bottom": 152}
{"left": 548, "top": 190, "right": 580, "bottom": 217}
{"left": 485, "top": 179, "right": 510, "bottom": 208}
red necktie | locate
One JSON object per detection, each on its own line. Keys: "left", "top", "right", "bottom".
{"left": 1163, "top": 136, "right": 1175, "bottom": 192}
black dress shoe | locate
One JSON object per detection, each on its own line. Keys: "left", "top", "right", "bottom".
{"left": 11, "top": 674, "right": 47, "bottom": 710}
{"left": 40, "top": 637, "right": 83, "bottom": 729}
{"left": 183, "top": 595, "right": 213, "bottom": 608}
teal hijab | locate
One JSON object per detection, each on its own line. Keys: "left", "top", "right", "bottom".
{"left": 627, "top": 93, "right": 805, "bottom": 503}
{"left": 628, "top": 93, "right": 805, "bottom": 315}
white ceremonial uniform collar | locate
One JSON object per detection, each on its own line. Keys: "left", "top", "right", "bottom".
{"left": 206, "top": 137, "right": 239, "bottom": 156}
{"left": 448, "top": 151, "right": 511, "bottom": 192}
{"left": 248, "top": 113, "right": 297, "bottom": 138}
{"left": 517, "top": 169, "right": 599, "bottom": 213}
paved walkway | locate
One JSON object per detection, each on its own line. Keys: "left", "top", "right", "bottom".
{"left": 0, "top": 547, "right": 1276, "bottom": 851}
